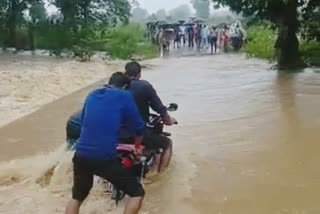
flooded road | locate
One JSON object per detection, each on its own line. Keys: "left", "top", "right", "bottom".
{"left": 1, "top": 53, "right": 320, "bottom": 214}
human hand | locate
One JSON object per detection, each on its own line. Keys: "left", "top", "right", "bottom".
{"left": 164, "top": 116, "right": 178, "bottom": 126}
{"left": 134, "top": 145, "right": 145, "bottom": 157}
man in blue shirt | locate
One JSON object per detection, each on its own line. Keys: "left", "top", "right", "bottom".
{"left": 65, "top": 72, "right": 145, "bottom": 214}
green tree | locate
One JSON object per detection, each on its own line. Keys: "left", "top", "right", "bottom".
{"left": 53, "top": 0, "right": 131, "bottom": 27}
{"left": 131, "top": 7, "right": 149, "bottom": 21}
{"left": 169, "top": 4, "right": 192, "bottom": 20}
{"left": 53, "top": 0, "right": 78, "bottom": 27}
{"left": 301, "top": 1, "right": 320, "bottom": 42}
{"left": 29, "top": 1, "right": 46, "bottom": 23}
{"left": 0, "top": 0, "right": 35, "bottom": 48}
{"left": 0, "top": 2, "right": 8, "bottom": 45}
{"left": 28, "top": 0, "right": 47, "bottom": 50}
{"left": 147, "top": 13, "right": 158, "bottom": 21}
{"left": 191, "top": 0, "right": 210, "bottom": 20}
{"left": 156, "top": 9, "right": 167, "bottom": 20}
{"left": 213, "top": 0, "right": 320, "bottom": 69}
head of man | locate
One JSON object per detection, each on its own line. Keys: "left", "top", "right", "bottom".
{"left": 108, "top": 72, "right": 130, "bottom": 89}
{"left": 125, "top": 61, "right": 141, "bottom": 80}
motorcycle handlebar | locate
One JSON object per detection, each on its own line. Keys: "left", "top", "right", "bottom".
{"left": 149, "top": 114, "right": 178, "bottom": 126}
{"left": 148, "top": 103, "right": 178, "bottom": 125}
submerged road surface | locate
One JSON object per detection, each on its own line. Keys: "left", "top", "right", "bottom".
{"left": 0, "top": 53, "right": 320, "bottom": 214}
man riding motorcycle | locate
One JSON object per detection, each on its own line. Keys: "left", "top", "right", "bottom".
{"left": 66, "top": 62, "right": 176, "bottom": 172}
{"left": 124, "top": 62, "right": 177, "bottom": 172}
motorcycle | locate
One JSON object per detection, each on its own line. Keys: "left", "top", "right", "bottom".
{"left": 111, "top": 103, "right": 178, "bottom": 203}
{"left": 230, "top": 34, "right": 244, "bottom": 51}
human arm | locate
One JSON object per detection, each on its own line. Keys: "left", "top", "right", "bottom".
{"left": 145, "top": 82, "right": 177, "bottom": 126}
{"left": 145, "top": 82, "right": 167, "bottom": 117}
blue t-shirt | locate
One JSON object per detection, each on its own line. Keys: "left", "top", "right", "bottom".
{"left": 76, "top": 86, "right": 144, "bottom": 160}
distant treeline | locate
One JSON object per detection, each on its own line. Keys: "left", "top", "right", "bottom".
{"left": 0, "top": 0, "right": 157, "bottom": 60}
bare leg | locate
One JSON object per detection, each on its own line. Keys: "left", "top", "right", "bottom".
{"left": 160, "top": 45, "right": 163, "bottom": 58}
{"left": 65, "top": 199, "right": 81, "bottom": 214}
{"left": 124, "top": 196, "right": 144, "bottom": 214}
{"left": 158, "top": 141, "right": 172, "bottom": 172}
{"left": 214, "top": 41, "right": 217, "bottom": 53}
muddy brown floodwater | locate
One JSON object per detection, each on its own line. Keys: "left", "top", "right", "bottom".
{"left": 0, "top": 53, "right": 320, "bottom": 214}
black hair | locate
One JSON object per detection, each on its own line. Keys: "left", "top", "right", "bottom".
{"left": 125, "top": 61, "right": 141, "bottom": 77}
{"left": 108, "top": 72, "right": 130, "bottom": 88}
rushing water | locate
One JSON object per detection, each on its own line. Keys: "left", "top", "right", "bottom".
{"left": 0, "top": 53, "right": 320, "bottom": 214}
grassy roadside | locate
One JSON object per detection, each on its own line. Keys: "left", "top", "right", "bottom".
{"left": 103, "top": 24, "right": 158, "bottom": 60}
{"left": 1, "top": 23, "right": 158, "bottom": 61}
{"left": 300, "top": 40, "right": 320, "bottom": 66}
{"left": 243, "top": 24, "right": 320, "bottom": 66}
{"left": 244, "top": 24, "right": 276, "bottom": 61}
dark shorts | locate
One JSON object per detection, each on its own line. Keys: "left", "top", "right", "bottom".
{"left": 210, "top": 37, "right": 217, "bottom": 44}
{"left": 72, "top": 153, "right": 145, "bottom": 202}
{"left": 143, "top": 128, "right": 171, "bottom": 151}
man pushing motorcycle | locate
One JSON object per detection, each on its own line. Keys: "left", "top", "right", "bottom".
{"left": 124, "top": 62, "right": 177, "bottom": 172}
{"left": 65, "top": 72, "right": 145, "bottom": 214}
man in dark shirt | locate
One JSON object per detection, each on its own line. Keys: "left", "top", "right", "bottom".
{"left": 125, "top": 62, "right": 176, "bottom": 172}
{"left": 65, "top": 72, "right": 145, "bottom": 214}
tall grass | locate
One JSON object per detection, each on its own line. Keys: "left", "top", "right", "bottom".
{"left": 104, "top": 24, "right": 158, "bottom": 59}
{"left": 0, "top": 22, "right": 158, "bottom": 60}
{"left": 300, "top": 40, "right": 320, "bottom": 66}
{"left": 244, "top": 23, "right": 320, "bottom": 66}
{"left": 244, "top": 24, "right": 276, "bottom": 60}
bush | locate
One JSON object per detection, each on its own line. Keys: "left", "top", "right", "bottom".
{"left": 135, "top": 42, "right": 158, "bottom": 59}
{"left": 243, "top": 22, "right": 320, "bottom": 66}
{"left": 1, "top": 22, "right": 157, "bottom": 60}
{"left": 34, "top": 22, "right": 73, "bottom": 51}
{"left": 300, "top": 40, "right": 320, "bottom": 66}
{"left": 104, "top": 24, "right": 158, "bottom": 59}
{"left": 244, "top": 24, "right": 276, "bottom": 60}
{"left": 0, "top": 26, "right": 8, "bottom": 48}
{"left": 15, "top": 28, "right": 31, "bottom": 50}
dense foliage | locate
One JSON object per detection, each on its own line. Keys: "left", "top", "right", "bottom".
{"left": 213, "top": 0, "right": 320, "bottom": 69}
{"left": 141, "top": 5, "right": 192, "bottom": 22}
{"left": 168, "top": 5, "right": 192, "bottom": 21}
{"left": 244, "top": 22, "right": 320, "bottom": 66}
{"left": 131, "top": 7, "right": 149, "bottom": 21}
{"left": 0, "top": 0, "right": 157, "bottom": 60}
{"left": 53, "top": 0, "right": 131, "bottom": 27}
{"left": 104, "top": 24, "right": 158, "bottom": 59}
{"left": 0, "top": 0, "right": 132, "bottom": 48}
{"left": 191, "top": 0, "right": 210, "bottom": 20}
{"left": 244, "top": 23, "right": 276, "bottom": 60}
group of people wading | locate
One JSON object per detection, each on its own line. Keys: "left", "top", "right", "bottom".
{"left": 178, "top": 24, "right": 221, "bottom": 54}
{"left": 147, "top": 20, "right": 246, "bottom": 57}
